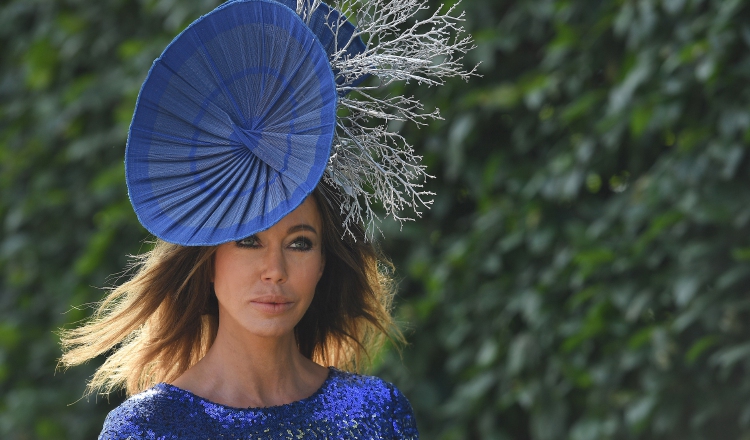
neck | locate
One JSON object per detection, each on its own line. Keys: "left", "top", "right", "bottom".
{"left": 171, "top": 320, "right": 329, "bottom": 408}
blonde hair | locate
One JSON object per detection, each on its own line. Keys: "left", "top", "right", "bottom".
{"left": 59, "top": 184, "right": 401, "bottom": 397}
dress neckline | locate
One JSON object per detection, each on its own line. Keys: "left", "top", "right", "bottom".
{"left": 158, "top": 366, "right": 337, "bottom": 412}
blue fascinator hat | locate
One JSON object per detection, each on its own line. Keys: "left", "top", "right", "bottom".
{"left": 125, "top": 0, "right": 475, "bottom": 245}
{"left": 126, "top": 0, "right": 360, "bottom": 245}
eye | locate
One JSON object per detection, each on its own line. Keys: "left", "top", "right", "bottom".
{"left": 236, "top": 235, "right": 260, "bottom": 248}
{"left": 289, "top": 236, "right": 313, "bottom": 251}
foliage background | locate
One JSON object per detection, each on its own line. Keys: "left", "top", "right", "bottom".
{"left": 2, "top": 0, "right": 750, "bottom": 438}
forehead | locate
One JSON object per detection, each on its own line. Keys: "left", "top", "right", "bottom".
{"left": 270, "top": 195, "right": 322, "bottom": 232}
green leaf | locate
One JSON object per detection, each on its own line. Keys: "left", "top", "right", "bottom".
{"left": 686, "top": 336, "right": 718, "bottom": 364}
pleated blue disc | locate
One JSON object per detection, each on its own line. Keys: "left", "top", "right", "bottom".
{"left": 126, "top": 0, "right": 337, "bottom": 245}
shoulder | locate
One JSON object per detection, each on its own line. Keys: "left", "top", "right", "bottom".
{"left": 326, "top": 369, "right": 419, "bottom": 438}
{"left": 98, "top": 384, "right": 192, "bottom": 440}
{"left": 326, "top": 368, "right": 410, "bottom": 407}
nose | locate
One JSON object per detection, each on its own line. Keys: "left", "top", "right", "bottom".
{"left": 261, "top": 245, "right": 287, "bottom": 284}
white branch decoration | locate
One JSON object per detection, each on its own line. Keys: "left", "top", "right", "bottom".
{"left": 298, "top": 0, "right": 478, "bottom": 240}
{"left": 296, "top": 0, "right": 324, "bottom": 24}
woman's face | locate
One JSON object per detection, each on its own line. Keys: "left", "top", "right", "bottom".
{"left": 212, "top": 196, "right": 325, "bottom": 339}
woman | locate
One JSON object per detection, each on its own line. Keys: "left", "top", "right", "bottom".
{"left": 59, "top": 0, "right": 472, "bottom": 437}
{"left": 61, "top": 184, "right": 417, "bottom": 438}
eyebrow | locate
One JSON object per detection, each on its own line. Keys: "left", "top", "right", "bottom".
{"left": 287, "top": 224, "right": 318, "bottom": 235}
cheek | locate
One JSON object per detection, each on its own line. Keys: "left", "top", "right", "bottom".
{"left": 293, "top": 256, "right": 325, "bottom": 294}
{"left": 213, "top": 250, "right": 251, "bottom": 297}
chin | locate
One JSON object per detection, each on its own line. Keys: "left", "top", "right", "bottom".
{"left": 236, "top": 317, "right": 300, "bottom": 339}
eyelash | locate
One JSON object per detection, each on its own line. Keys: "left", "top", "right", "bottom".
{"left": 235, "top": 236, "right": 260, "bottom": 248}
{"left": 235, "top": 236, "right": 314, "bottom": 251}
{"left": 290, "top": 237, "right": 313, "bottom": 251}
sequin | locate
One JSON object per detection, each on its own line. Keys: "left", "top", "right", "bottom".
{"left": 99, "top": 367, "right": 418, "bottom": 439}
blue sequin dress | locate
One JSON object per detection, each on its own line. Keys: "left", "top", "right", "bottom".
{"left": 99, "top": 367, "right": 418, "bottom": 439}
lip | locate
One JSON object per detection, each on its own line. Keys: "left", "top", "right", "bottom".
{"left": 249, "top": 296, "right": 294, "bottom": 314}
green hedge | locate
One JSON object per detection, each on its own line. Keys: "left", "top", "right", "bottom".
{"left": 1, "top": 0, "right": 749, "bottom": 438}
{"left": 377, "top": 0, "right": 750, "bottom": 438}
